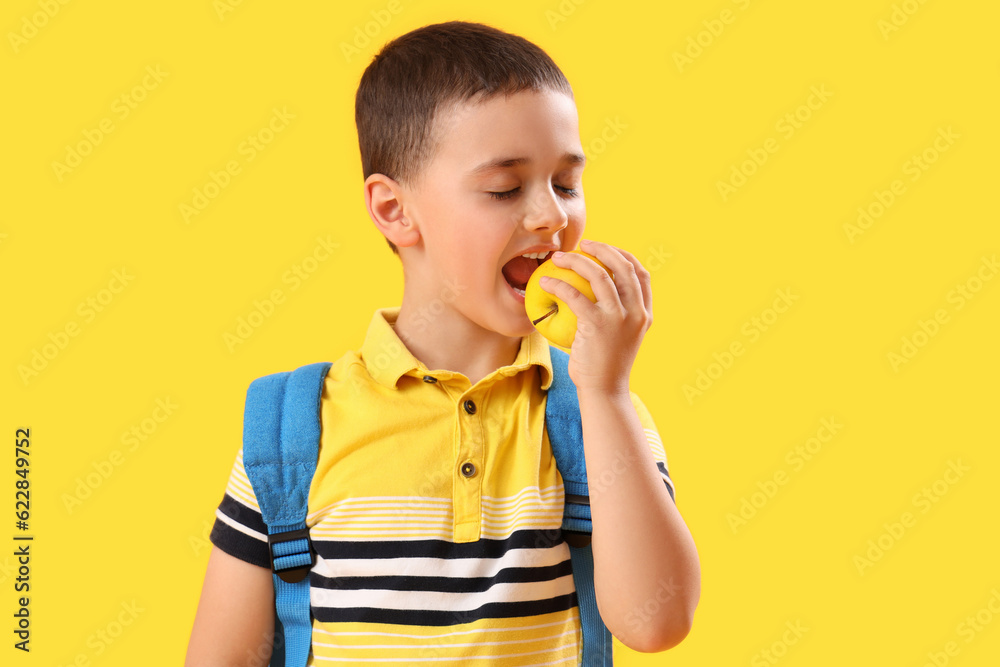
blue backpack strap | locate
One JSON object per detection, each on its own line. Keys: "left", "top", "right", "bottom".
{"left": 242, "top": 361, "right": 332, "bottom": 667}
{"left": 545, "top": 346, "right": 614, "bottom": 666}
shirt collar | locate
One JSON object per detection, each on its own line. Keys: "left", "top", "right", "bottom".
{"left": 360, "top": 306, "right": 554, "bottom": 391}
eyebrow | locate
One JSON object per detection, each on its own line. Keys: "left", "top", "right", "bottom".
{"left": 469, "top": 152, "right": 586, "bottom": 176}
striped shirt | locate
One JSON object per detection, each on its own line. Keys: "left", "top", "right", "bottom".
{"left": 210, "top": 306, "right": 675, "bottom": 665}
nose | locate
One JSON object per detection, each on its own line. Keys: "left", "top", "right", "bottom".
{"left": 523, "top": 185, "right": 569, "bottom": 234}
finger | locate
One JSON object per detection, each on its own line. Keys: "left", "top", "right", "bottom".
{"left": 576, "top": 240, "right": 636, "bottom": 308}
{"left": 548, "top": 250, "right": 620, "bottom": 313}
{"left": 539, "top": 275, "right": 597, "bottom": 321}
{"left": 612, "top": 246, "right": 653, "bottom": 323}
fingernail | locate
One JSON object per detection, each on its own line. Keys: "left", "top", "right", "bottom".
{"left": 553, "top": 251, "right": 564, "bottom": 258}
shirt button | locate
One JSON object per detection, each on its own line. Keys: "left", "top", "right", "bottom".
{"left": 423, "top": 375, "right": 437, "bottom": 383}
{"left": 460, "top": 462, "right": 477, "bottom": 478}
{"left": 463, "top": 400, "right": 476, "bottom": 414}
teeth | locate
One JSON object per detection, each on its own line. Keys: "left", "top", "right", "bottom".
{"left": 512, "top": 287, "right": 526, "bottom": 297}
{"left": 521, "top": 251, "right": 552, "bottom": 260}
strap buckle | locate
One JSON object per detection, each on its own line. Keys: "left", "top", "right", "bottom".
{"left": 267, "top": 527, "right": 315, "bottom": 583}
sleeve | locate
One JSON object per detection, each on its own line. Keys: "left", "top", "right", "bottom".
{"left": 208, "top": 446, "right": 272, "bottom": 568}
{"left": 629, "top": 391, "right": 676, "bottom": 503}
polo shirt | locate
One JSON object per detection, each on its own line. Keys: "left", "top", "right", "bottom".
{"left": 209, "top": 306, "right": 675, "bottom": 665}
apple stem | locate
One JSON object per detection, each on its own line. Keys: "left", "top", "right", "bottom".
{"left": 531, "top": 307, "right": 558, "bottom": 326}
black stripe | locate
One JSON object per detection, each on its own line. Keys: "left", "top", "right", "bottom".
{"left": 210, "top": 517, "right": 271, "bottom": 569}
{"left": 311, "top": 558, "right": 573, "bottom": 593}
{"left": 217, "top": 493, "right": 267, "bottom": 534}
{"left": 311, "top": 592, "right": 578, "bottom": 626}
{"left": 312, "top": 528, "right": 566, "bottom": 561}
{"left": 657, "top": 463, "right": 676, "bottom": 502}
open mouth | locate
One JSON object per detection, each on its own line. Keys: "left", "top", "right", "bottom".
{"left": 502, "top": 251, "right": 554, "bottom": 297}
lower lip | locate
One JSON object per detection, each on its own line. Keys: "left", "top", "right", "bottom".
{"left": 504, "top": 277, "right": 527, "bottom": 303}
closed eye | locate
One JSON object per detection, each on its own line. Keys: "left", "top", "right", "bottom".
{"left": 488, "top": 186, "right": 579, "bottom": 201}
{"left": 488, "top": 187, "right": 520, "bottom": 201}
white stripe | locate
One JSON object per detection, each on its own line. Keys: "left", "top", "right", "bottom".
{"left": 482, "top": 504, "right": 562, "bottom": 520}
{"left": 214, "top": 507, "right": 266, "bottom": 542}
{"left": 312, "top": 543, "right": 568, "bottom": 580}
{"left": 313, "top": 520, "right": 564, "bottom": 533}
{"left": 313, "top": 628, "right": 576, "bottom": 651}
{"left": 309, "top": 497, "right": 452, "bottom": 522}
{"left": 313, "top": 521, "right": 450, "bottom": 531}
{"left": 311, "top": 528, "right": 454, "bottom": 539}
{"left": 318, "top": 495, "right": 455, "bottom": 505}
{"left": 314, "top": 521, "right": 561, "bottom": 534}
{"left": 482, "top": 508, "right": 562, "bottom": 521}
{"left": 521, "top": 656, "right": 578, "bottom": 667}
{"left": 482, "top": 517, "right": 563, "bottom": 532}
{"left": 311, "top": 574, "right": 576, "bottom": 611}
{"left": 227, "top": 473, "right": 260, "bottom": 510}
{"left": 521, "top": 657, "right": 578, "bottom": 667}
{"left": 313, "top": 614, "right": 578, "bottom": 639}
{"left": 320, "top": 505, "right": 451, "bottom": 523}
{"left": 481, "top": 485, "right": 562, "bottom": 507}
{"left": 480, "top": 523, "right": 562, "bottom": 538}
{"left": 312, "top": 642, "right": 578, "bottom": 662}
{"left": 645, "top": 428, "right": 667, "bottom": 461}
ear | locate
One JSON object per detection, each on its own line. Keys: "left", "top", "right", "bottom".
{"left": 364, "top": 174, "right": 421, "bottom": 249}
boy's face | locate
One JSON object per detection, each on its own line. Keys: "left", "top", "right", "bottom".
{"left": 397, "top": 88, "right": 586, "bottom": 340}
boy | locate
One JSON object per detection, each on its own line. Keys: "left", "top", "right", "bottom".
{"left": 186, "top": 20, "right": 699, "bottom": 666}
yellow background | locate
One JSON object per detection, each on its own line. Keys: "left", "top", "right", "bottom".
{"left": 3, "top": 0, "right": 998, "bottom": 664}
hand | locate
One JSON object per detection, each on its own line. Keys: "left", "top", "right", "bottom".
{"left": 539, "top": 239, "right": 653, "bottom": 393}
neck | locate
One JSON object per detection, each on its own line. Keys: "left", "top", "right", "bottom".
{"left": 391, "top": 295, "right": 522, "bottom": 387}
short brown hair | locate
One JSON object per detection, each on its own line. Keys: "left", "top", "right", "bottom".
{"left": 355, "top": 21, "right": 574, "bottom": 255}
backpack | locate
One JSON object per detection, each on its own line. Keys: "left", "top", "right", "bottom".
{"left": 241, "top": 345, "right": 612, "bottom": 666}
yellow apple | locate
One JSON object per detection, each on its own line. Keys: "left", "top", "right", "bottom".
{"left": 524, "top": 249, "right": 614, "bottom": 348}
